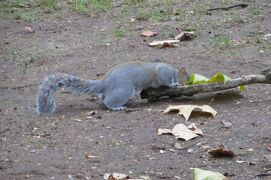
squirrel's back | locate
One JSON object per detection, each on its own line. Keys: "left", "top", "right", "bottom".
{"left": 102, "top": 62, "right": 163, "bottom": 92}
{"left": 103, "top": 61, "right": 156, "bottom": 77}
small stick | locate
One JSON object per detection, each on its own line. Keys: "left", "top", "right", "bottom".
{"left": 208, "top": 3, "right": 248, "bottom": 12}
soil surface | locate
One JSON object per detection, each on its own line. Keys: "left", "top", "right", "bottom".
{"left": 1, "top": 1, "right": 271, "bottom": 180}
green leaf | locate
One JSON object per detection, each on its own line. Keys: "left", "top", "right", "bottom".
{"left": 208, "top": 72, "right": 231, "bottom": 84}
{"left": 208, "top": 73, "right": 225, "bottom": 83}
{"left": 186, "top": 73, "right": 209, "bottom": 85}
{"left": 239, "top": 85, "right": 246, "bottom": 91}
{"left": 186, "top": 72, "right": 247, "bottom": 93}
{"left": 193, "top": 168, "right": 227, "bottom": 180}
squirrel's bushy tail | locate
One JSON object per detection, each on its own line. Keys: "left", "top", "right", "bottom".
{"left": 36, "top": 73, "right": 102, "bottom": 116}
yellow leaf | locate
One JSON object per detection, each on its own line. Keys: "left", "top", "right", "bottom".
{"left": 186, "top": 73, "right": 209, "bottom": 85}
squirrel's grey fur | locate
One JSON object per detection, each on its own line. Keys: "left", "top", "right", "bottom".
{"left": 36, "top": 61, "right": 181, "bottom": 116}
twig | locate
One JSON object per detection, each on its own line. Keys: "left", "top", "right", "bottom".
{"left": 255, "top": 173, "right": 271, "bottom": 178}
{"left": 0, "top": 129, "right": 9, "bottom": 134}
{"left": 208, "top": 3, "right": 248, "bottom": 12}
{"left": 140, "top": 68, "right": 271, "bottom": 100}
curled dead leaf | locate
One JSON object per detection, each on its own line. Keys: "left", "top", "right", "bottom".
{"left": 174, "top": 31, "right": 196, "bottom": 41}
{"left": 104, "top": 172, "right": 129, "bottom": 180}
{"left": 163, "top": 105, "right": 217, "bottom": 121}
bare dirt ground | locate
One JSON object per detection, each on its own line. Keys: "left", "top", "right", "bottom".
{"left": 1, "top": 0, "right": 271, "bottom": 179}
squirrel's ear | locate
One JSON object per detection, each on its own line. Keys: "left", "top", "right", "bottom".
{"left": 179, "top": 67, "right": 190, "bottom": 82}
{"left": 179, "top": 67, "right": 187, "bottom": 74}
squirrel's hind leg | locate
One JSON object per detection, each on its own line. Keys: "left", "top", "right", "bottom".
{"left": 102, "top": 86, "right": 135, "bottom": 111}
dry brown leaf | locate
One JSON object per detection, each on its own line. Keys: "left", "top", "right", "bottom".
{"left": 174, "top": 31, "right": 196, "bottom": 41}
{"left": 163, "top": 105, "right": 217, "bottom": 121}
{"left": 141, "top": 30, "right": 158, "bottom": 37}
{"left": 148, "top": 40, "right": 180, "bottom": 47}
{"left": 104, "top": 172, "right": 129, "bottom": 180}
{"left": 208, "top": 146, "right": 235, "bottom": 158}
{"left": 158, "top": 123, "right": 202, "bottom": 141}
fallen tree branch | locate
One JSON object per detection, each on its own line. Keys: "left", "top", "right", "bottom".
{"left": 140, "top": 68, "right": 271, "bottom": 100}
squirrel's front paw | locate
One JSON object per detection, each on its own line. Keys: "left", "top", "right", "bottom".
{"left": 170, "top": 82, "right": 181, "bottom": 88}
{"left": 111, "top": 106, "right": 127, "bottom": 111}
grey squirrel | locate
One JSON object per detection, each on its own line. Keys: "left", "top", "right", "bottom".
{"left": 36, "top": 61, "right": 182, "bottom": 116}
